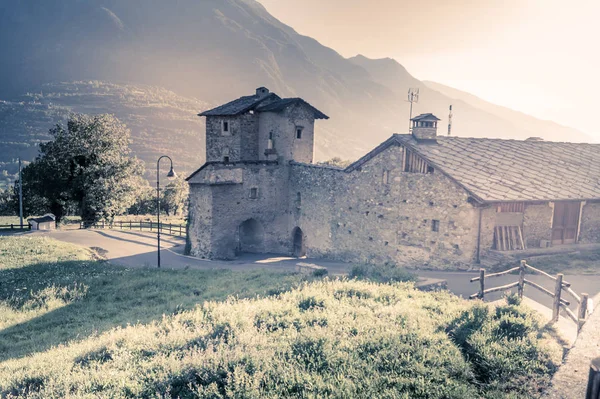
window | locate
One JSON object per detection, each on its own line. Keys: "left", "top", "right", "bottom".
{"left": 222, "top": 120, "right": 229, "bottom": 134}
{"left": 222, "top": 147, "right": 230, "bottom": 163}
{"left": 296, "top": 192, "right": 302, "bottom": 206}
{"left": 268, "top": 132, "right": 274, "bottom": 149}
{"left": 296, "top": 127, "right": 303, "bottom": 139}
{"left": 432, "top": 220, "right": 440, "bottom": 232}
{"left": 250, "top": 188, "right": 258, "bottom": 199}
{"left": 382, "top": 170, "right": 390, "bottom": 185}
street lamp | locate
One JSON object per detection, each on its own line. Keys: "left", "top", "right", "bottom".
{"left": 156, "top": 155, "right": 176, "bottom": 268}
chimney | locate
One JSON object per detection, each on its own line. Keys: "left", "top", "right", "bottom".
{"left": 411, "top": 113, "right": 440, "bottom": 141}
{"left": 256, "top": 87, "right": 269, "bottom": 98}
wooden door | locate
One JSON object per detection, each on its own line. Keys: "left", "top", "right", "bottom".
{"left": 552, "top": 201, "right": 581, "bottom": 245}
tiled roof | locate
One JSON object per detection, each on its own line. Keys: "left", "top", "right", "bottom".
{"left": 411, "top": 113, "right": 440, "bottom": 121}
{"left": 29, "top": 215, "right": 55, "bottom": 223}
{"left": 256, "top": 98, "right": 329, "bottom": 119}
{"left": 199, "top": 93, "right": 281, "bottom": 116}
{"left": 348, "top": 134, "right": 600, "bottom": 203}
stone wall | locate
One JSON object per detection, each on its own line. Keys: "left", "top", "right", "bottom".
{"left": 258, "top": 104, "right": 315, "bottom": 163}
{"left": 523, "top": 203, "right": 553, "bottom": 248}
{"left": 579, "top": 201, "right": 600, "bottom": 243}
{"left": 291, "top": 144, "right": 482, "bottom": 269}
{"left": 205, "top": 114, "right": 259, "bottom": 162}
{"left": 187, "top": 162, "right": 291, "bottom": 259}
{"left": 186, "top": 184, "right": 213, "bottom": 258}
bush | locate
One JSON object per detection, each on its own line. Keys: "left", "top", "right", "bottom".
{"left": 350, "top": 263, "right": 417, "bottom": 283}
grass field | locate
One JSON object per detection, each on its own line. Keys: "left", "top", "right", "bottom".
{"left": 0, "top": 236, "right": 308, "bottom": 362}
{"left": 0, "top": 236, "right": 562, "bottom": 398}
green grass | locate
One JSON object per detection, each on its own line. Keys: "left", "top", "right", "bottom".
{"left": 524, "top": 249, "right": 600, "bottom": 275}
{"left": 0, "top": 236, "right": 562, "bottom": 398}
{"left": 349, "top": 263, "right": 418, "bottom": 283}
{"left": 0, "top": 236, "right": 309, "bottom": 362}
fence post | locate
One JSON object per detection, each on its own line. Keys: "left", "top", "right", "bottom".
{"left": 479, "top": 268, "right": 485, "bottom": 299}
{"left": 578, "top": 293, "right": 589, "bottom": 334}
{"left": 552, "top": 273, "right": 564, "bottom": 323}
{"left": 10, "top": 224, "right": 13, "bottom": 230}
{"left": 586, "top": 357, "right": 600, "bottom": 399}
{"left": 519, "top": 260, "right": 526, "bottom": 299}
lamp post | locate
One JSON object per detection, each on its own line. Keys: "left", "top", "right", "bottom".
{"left": 18, "top": 158, "right": 23, "bottom": 228}
{"left": 156, "top": 155, "right": 176, "bottom": 268}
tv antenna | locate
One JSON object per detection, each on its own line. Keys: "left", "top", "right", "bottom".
{"left": 407, "top": 88, "right": 419, "bottom": 132}
{"left": 448, "top": 105, "right": 453, "bottom": 136}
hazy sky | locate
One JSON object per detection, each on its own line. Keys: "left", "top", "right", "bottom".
{"left": 259, "top": 0, "right": 600, "bottom": 139}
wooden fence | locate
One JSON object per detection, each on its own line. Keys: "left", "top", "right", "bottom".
{"left": 0, "top": 224, "right": 31, "bottom": 231}
{"left": 470, "top": 260, "right": 590, "bottom": 334}
{"left": 81, "top": 220, "right": 186, "bottom": 237}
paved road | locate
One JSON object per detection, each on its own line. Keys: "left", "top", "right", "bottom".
{"left": 33, "top": 229, "right": 600, "bottom": 312}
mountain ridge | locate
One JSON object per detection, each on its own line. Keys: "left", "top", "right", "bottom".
{"left": 0, "top": 0, "right": 592, "bottom": 189}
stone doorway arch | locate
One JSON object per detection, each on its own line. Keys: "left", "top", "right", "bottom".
{"left": 292, "top": 227, "right": 306, "bottom": 257}
{"left": 238, "top": 218, "right": 265, "bottom": 254}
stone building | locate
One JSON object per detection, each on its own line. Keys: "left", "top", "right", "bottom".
{"left": 187, "top": 87, "right": 600, "bottom": 269}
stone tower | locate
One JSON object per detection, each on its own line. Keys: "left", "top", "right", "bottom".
{"left": 187, "top": 88, "right": 328, "bottom": 259}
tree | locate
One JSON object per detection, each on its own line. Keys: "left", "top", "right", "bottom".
{"left": 127, "top": 183, "right": 155, "bottom": 215}
{"left": 18, "top": 114, "right": 145, "bottom": 223}
{"left": 0, "top": 189, "right": 14, "bottom": 216}
{"left": 317, "top": 157, "right": 352, "bottom": 169}
{"left": 161, "top": 176, "right": 188, "bottom": 216}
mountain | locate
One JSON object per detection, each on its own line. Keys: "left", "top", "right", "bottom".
{"left": 0, "top": 82, "right": 207, "bottom": 189}
{"left": 0, "top": 0, "right": 592, "bottom": 189}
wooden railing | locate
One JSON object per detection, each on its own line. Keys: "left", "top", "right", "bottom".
{"left": 470, "top": 260, "right": 590, "bottom": 334}
{"left": 81, "top": 220, "right": 186, "bottom": 237}
{"left": 0, "top": 223, "right": 31, "bottom": 231}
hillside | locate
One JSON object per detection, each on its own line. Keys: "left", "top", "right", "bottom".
{"left": 0, "top": 236, "right": 561, "bottom": 398}
{"left": 0, "top": 0, "right": 592, "bottom": 189}
{"left": 0, "top": 81, "right": 207, "bottom": 188}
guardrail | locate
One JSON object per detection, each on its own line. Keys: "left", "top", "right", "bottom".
{"left": 81, "top": 220, "right": 186, "bottom": 237}
{"left": 470, "top": 260, "right": 589, "bottom": 334}
{"left": 0, "top": 223, "right": 31, "bottom": 231}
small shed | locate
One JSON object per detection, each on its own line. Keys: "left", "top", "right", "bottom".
{"left": 28, "top": 214, "right": 56, "bottom": 231}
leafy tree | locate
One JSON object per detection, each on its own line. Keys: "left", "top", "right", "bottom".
{"left": 127, "top": 183, "right": 156, "bottom": 215}
{"left": 317, "top": 157, "right": 352, "bottom": 169}
{"left": 161, "top": 176, "right": 188, "bottom": 216}
{"left": 0, "top": 189, "right": 14, "bottom": 216}
{"left": 18, "top": 114, "right": 145, "bottom": 223}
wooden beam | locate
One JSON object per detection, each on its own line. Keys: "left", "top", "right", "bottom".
{"left": 553, "top": 274, "right": 564, "bottom": 323}
{"left": 561, "top": 303, "right": 578, "bottom": 323}
{"left": 524, "top": 279, "right": 570, "bottom": 306}
{"left": 482, "top": 281, "right": 519, "bottom": 295}
{"left": 524, "top": 263, "right": 571, "bottom": 287}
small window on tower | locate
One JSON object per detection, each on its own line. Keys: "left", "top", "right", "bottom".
{"left": 222, "top": 120, "right": 229, "bottom": 134}
{"left": 432, "top": 220, "right": 440, "bottom": 232}
{"left": 296, "top": 192, "right": 302, "bottom": 206}
{"left": 223, "top": 156, "right": 230, "bottom": 163}
{"left": 296, "top": 127, "right": 303, "bottom": 139}
{"left": 250, "top": 188, "right": 258, "bottom": 199}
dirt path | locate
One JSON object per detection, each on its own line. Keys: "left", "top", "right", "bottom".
{"left": 543, "top": 305, "right": 600, "bottom": 398}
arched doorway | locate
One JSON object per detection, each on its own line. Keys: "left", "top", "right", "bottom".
{"left": 238, "top": 219, "right": 265, "bottom": 254}
{"left": 292, "top": 227, "right": 306, "bottom": 257}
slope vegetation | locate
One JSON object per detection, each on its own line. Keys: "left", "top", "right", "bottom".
{"left": 0, "top": 237, "right": 562, "bottom": 399}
